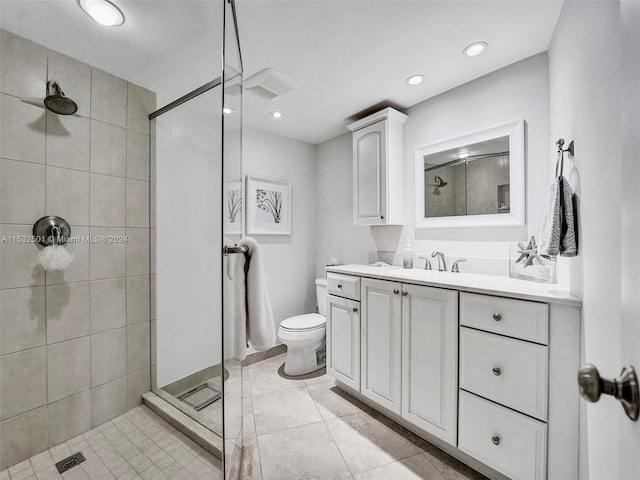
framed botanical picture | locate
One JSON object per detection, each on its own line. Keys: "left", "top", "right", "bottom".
{"left": 246, "top": 175, "right": 291, "bottom": 235}
{"left": 224, "top": 178, "right": 243, "bottom": 235}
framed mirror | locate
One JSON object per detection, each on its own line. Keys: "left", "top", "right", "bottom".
{"left": 415, "top": 118, "right": 525, "bottom": 229}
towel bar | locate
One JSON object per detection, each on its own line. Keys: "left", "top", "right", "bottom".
{"left": 224, "top": 245, "right": 248, "bottom": 256}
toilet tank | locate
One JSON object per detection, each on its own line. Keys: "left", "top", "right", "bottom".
{"left": 316, "top": 278, "right": 328, "bottom": 316}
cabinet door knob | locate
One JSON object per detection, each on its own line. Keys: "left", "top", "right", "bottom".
{"left": 380, "top": 215, "right": 385, "bottom": 220}
{"left": 337, "top": 283, "right": 343, "bottom": 289}
{"left": 393, "top": 289, "right": 400, "bottom": 295}
{"left": 402, "top": 290, "right": 408, "bottom": 297}
{"left": 492, "top": 313, "right": 502, "bottom": 321}
{"left": 491, "top": 435, "right": 501, "bottom": 446}
{"left": 492, "top": 367, "right": 502, "bottom": 376}
{"left": 352, "top": 307, "right": 358, "bottom": 313}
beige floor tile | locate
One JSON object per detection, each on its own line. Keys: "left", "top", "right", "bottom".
{"left": 325, "top": 411, "right": 426, "bottom": 474}
{"left": 252, "top": 386, "right": 322, "bottom": 436}
{"left": 258, "top": 422, "right": 350, "bottom": 480}
{"left": 307, "top": 381, "right": 365, "bottom": 420}
{"left": 423, "top": 450, "right": 489, "bottom": 480}
{"left": 353, "top": 453, "right": 447, "bottom": 480}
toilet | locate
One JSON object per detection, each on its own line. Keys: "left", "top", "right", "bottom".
{"left": 277, "top": 278, "right": 327, "bottom": 376}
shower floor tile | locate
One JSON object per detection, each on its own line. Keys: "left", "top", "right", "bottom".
{"left": 241, "top": 353, "right": 490, "bottom": 480}
{"left": 1, "top": 406, "right": 222, "bottom": 480}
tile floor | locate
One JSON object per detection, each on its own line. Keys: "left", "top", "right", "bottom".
{"left": 0, "top": 406, "right": 222, "bottom": 480}
{"left": 240, "top": 353, "right": 489, "bottom": 480}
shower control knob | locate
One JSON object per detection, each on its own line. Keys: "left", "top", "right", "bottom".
{"left": 492, "top": 313, "right": 502, "bottom": 321}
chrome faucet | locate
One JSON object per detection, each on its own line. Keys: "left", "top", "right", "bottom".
{"left": 431, "top": 251, "right": 447, "bottom": 271}
{"left": 451, "top": 259, "right": 467, "bottom": 273}
{"left": 418, "top": 256, "right": 432, "bottom": 270}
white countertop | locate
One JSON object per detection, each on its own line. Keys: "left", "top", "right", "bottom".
{"left": 326, "top": 264, "right": 582, "bottom": 307}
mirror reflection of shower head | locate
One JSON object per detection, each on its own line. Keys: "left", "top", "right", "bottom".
{"left": 429, "top": 175, "right": 448, "bottom": 188}
{"left": 44, "top": 81, "right": 78, "bottom": 115}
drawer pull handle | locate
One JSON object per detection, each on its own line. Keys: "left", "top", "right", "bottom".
{"left": 337, "top": 283, "right": 343, "bottom": 288}
{"left": 402, "top": 290, "right": 408, "bottom": 297}
{"left": 491, "top": 435, "right": 501, "bottom": 446}
{"left": 492, "top": 367, "right": 502, "bottom": 376}
{"left": 492, "top": 312, "right": 502, "bottom": 321}
{"left": 393, "top": 289, "right": 400, "bottom": 295}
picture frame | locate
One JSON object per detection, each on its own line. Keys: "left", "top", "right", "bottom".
{"left": 224, "top": 178, "right": 243, "bottom": 235}
{"left": 246, "top": 175, "right": 292, "bottom": 235}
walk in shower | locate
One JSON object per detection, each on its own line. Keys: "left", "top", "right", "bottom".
{"left": 149, "top": 0, "right": 243, "bottom": 476}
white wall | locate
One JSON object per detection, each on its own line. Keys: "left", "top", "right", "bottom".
{"left": 243, "top": 127, "right": 318, "bottom": 337}
{"left": 315, "top": 53, "right": 550, "bottom": 275}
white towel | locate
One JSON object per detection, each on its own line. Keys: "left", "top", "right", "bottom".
{"left": 539, "top": 176, "right": 578, "bottom": 258}
{"left": 224, "top": 239, "right": 248, "bottom": 361}
{"left": 238, "top": 237, "right": 276, "bottom": 351}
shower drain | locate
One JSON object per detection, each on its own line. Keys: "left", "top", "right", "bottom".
{"left": 55, "top": 452, "right": 86, "bottom": 474}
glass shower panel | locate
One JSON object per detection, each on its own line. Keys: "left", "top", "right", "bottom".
{"left": 152, "top": 85, "right": 225, "bottom": 435}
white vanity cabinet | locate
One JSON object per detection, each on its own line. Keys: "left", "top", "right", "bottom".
{"left": 347, "top": 107, "right": 407, "bottom": 226}
{"left": 360, "top": 278, "right": 459, "bottom": 442}
{"left": 326, "top": 265, "right": 582, "bottom": 480}
{"left": 327, "top": 274, "right": 361, "bottom": 390}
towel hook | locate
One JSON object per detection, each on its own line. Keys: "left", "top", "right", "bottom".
{"left": 556, "top": 138, "right": 574, "bottom": 158}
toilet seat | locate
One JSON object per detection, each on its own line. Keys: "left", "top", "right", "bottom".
{"left": 280, "top": 313, "right": 326, "bottom": 332}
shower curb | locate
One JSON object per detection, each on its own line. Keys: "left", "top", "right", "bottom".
{"left": 142, "top": 391, "right": 223, "bottom": 460}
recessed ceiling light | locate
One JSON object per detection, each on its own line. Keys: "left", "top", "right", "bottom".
{"left": 457, "top": 152, "right": 471, "bottom": 159}
{"left": 78, "top": 0, "right": 125, "bottom": 26}
{"left": 223, "top": 107, "right": 235, "bottom": 115}
{"left": 463, "top": 42, "right": 487, "bottom": 57}
{"left": 269, "top": 111, "right": 283, "bottom": 119}
{"left": 406, "top": 74, "right": 424, "bottom": 86}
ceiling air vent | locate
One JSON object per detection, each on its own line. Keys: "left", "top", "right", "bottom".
{"left": 244, "top": 68, "right": 299, "bottom": 100}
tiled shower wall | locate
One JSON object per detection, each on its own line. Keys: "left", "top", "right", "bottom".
{"left": 0, "top": 30, "right": 155, "bottom": 469}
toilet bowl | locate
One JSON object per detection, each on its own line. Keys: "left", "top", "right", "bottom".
{"left": 277, "top": 279, "right": 327, "bottom": 376}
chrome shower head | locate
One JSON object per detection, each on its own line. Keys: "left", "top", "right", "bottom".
{"left": 44, "top": 81, "right": 78, "bottom": 115}
{"left": 433, "top": 175, "right": 447, "bottom": 188}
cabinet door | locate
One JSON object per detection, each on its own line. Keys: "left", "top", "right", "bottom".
{"left": 401, "top": 284, "right": 458, "bottom": 445}
{"left": 361, "top": 278, "right": 402, "bottom": 413}
{"left": 327, "top": 295, "right": 360, "bottom": 390}
{"left": 353, "top": 120, "right": 387, "bottom": 225}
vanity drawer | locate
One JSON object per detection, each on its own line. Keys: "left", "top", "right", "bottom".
{"left": 460, "top": 327, "right": 548, "bottom": 420}
{"left": 327, "top": 273, "right": 360, "bottom": 300}
{"left": 460, "top": 293, "right": 548, "bottom": 344}
{"left": 459, "top": 391, "right": 547, "bottom": 480}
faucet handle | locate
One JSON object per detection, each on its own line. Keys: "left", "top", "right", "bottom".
{"left": 451, "top": 259, "right": 467, "bottom": 273}
{"left": 418, "top": 256, "right": 432, "bottom": 270}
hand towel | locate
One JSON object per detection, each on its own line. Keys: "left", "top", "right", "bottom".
{"left": 224, "top": 239, "right": 248, "bottom": 361}
{"left": 539, "top": 176, "right": 578, "bottom": 258}
{"left": 238, "top": 236, "right": 276, "bottom": 351}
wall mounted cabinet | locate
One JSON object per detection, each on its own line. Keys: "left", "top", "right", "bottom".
{"left": 347, "top": 107, "right": 407, "bottom": 226}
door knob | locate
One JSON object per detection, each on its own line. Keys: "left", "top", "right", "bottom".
{"left": 578, "top": 364, "right": 639, "bottom": 421}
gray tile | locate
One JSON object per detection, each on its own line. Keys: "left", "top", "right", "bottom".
{"left": 45, "top": 226, "right": 90, "bottom": 285}
{"left": 45, "top": 282, "right": 90, "bottom": 344}
{"left": 45, "top": 166, "right": 89, "bottom": 226}
{"left": 126, "top": 131, "right": 150, "bottom": 181}
{"left": 126, "top": 180, "right": 149, "bottom": 227}
{"left": 47, "top": 337, "right": 91, "bottom": 403}
{"left": 91, "top": 328, "right": 127, "bottom": 387}
{"left": 127, "top": 323, "right": 150, "bottom": 374}
{"left": 126, "top": 276, "right": 150, "bottom": 325}
{"left": 252, "top": 386, "right": 322, "bottom": 436}
{"left": 0, "top": 286, "right": 45, "bottom": 355}
{"left": 353, "top": 453, "right": 446, "bottom": 480}
{"left": 0, "top": 30, "right": 47, "bottom": 98}
{"left": 126, "top": 228, "right": 149, "bottom": 276}
{"left": 0, "top": 159, "right": 45, "bottom": 224}
{"left": 0, "top": 93, "right": 46, "bottom": 164}
{"left": 89, "top": 227, "right": 126, "bottom": 280}
{"left": 0, "top": 225, "right": 45, "bottom": 289}
{"left": 149, "top": 275, "right": 156, "bottom": 320}
{"left": 149, "top": 229, "right": 156, "bottom": 274}
{"left": 91, "top": 377, "right": 127, "bottom": 427}
{"left": 127, "top": 369, "right": 151, "bottom": 409}
{"left": 150, "top": 321, "right": 156, "bottom": 367}
{"left": 45, "top": 113, "right": 90, "bottom": 171}
{"left": 91, "top": 68, "right": 126, "bottom": 128}
{"left": 47, "top": 390, "right": 91, "bottom": 447}
{"left": 307, "top": 381, "right": 363, "bottom": 420}
{"left": 127, "top": 83, "right": 155, "bottom": 135}
{"left": 422, "top": 450, "right": 488, "bottom": 480}
{"left": 47, "top": 51, "right": 91, "bottom": 118}
{"left": 90, "top": 174, "right": 125, "bottom": 227}
{"left": 258, "top": 421, "right": 350, "bottom": 480}
{"left": 0, "top": 407, "right": 47, "bottom": 471}
{"left": 90, "top": 120, "right": 126, "bottom": 177}
{"left": 29, "top": 449, "right": 54, "bottom": 473}
{"left": 325, "top": 412, "right": 425, "bottom": 474}
{"left": 90, "top": 278, "right": 126, "bottom": 334}
{"left": 0, "top": 347, "right": 47, "bottom": 421}
{"left": 7, "top": 459, "right": 34, "bottom": 480}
